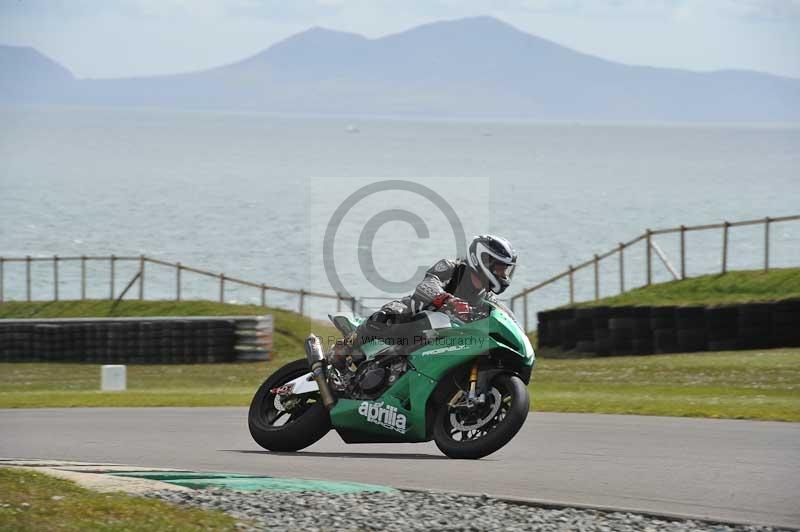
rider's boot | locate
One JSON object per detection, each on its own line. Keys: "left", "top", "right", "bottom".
{"left": 331, "top": 332, "right": 365, "bottom": 371}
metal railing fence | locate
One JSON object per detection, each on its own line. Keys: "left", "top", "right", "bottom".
{"left": 4, "top": 215, "right": 798, "bottom": 327}
{"left": 509, "top": 214, "right": 800, "bottom": 333}
{"left": 0, "top": 254, "right": 356, "bottom": 317}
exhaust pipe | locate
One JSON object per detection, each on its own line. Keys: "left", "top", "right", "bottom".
{"left": 305, "top": 334, "right": 336, "bottom": 410}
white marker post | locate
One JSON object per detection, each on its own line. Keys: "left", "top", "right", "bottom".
{"left": 101, "top": 365, "right": 127, "bottom": 392}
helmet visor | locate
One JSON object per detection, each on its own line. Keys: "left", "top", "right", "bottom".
{"left": 481, "top": 252, "right": 516, "bottom": 282}
{"left": 492, "top": 261, "right": 515, "bottom": 281}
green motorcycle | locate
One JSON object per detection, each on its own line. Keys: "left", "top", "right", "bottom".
{"left": 248, "top": 300, "right": 534, "bottom": 459}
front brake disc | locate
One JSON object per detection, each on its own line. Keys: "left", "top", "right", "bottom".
{"left": 449, "top": 388, "right": 502, "bottom": 431}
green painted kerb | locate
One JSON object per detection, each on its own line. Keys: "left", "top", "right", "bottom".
{"left": 109, "top": 471, "right": 395, "bottom": 493}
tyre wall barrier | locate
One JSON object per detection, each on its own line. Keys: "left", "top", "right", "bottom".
{"left": 0, "top": 315, "right": 273, "bottom": 363}
{"left": 537, "top": 299, "right": 800, "bottom": 356}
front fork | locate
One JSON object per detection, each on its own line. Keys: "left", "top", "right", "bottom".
{"left": 449, "top": 359, "right": 486, "bottom": 409}
{"left": 468, "top": 360, "right": 479, "bottom": 401}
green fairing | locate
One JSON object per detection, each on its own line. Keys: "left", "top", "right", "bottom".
{"left": 329, "top": 370, "right": 437, "bottom": 442}
{"left": 329, "top": 304, "right": 534, "bottom": 443}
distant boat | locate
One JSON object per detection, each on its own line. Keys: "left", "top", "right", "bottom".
{"left": 346, "top": 124, "right": 360, "bottom": 133}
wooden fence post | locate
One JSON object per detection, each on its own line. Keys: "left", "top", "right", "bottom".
{"left": 351, "top": 297, "right": 357, "bottom": 313}
{"left": 646, "top": 229, "right": 652, "bottom": 286}
{"left": 110, "top": 254, "right": 116, "bottom": 300}
{"left": 138, "top": 255, "right": 145, "bottom": 300}
{"left": 764, "top": 217, "right": 771, "bottom": 272}
{"left": 53, "top": 255, "right": 59, "bottom": 301}
{"left": 618, "top": 243, "right": 625, "bottom": 293}
{"left": 680, "top": 225, "right": 686, "bottom": 279}
{"left": 0, "top": 257, "right": 3, "bottom": 302}
{"left": 298, "top": 289, "right": 305, "bottom": 316}
{"left": 219, "top": 273, "right": 225, "bottom": 303}
{"left": 722, "top": 221, "right": 730, "bottom": 274}
{"left": 81, "top": 256, "right": 87, "bottom": 300}
{"left": 568, "top": 265, "right": 574, "bottom": 304}
{"left": 523, "top": 293, "right": 529, "bottom": 333}
{"left": 337, "top": 293, "right": 342, "bottom": 312}
{"left": 26, "top": 255, "right": 31, "bottom": 302}
{"left": 261, "top": 284, "right": 267, "bottom": 307}
{"left": 593, "top": 254, "right": 600, "bottom": 301}
{"left": 176, "top": 262, "right": 182, "bottom": 301}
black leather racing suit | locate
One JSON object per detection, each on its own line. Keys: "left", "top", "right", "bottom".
{"left": 354, "top": 258, "right": 490, "bottom": 346}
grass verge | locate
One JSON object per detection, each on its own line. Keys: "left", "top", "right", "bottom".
{"left": 530, "top": 348, "right": 800, "bottom": 421}
{"left": 0, "top": 467, "right": 238, "bottom": 531}
{"left": 570, "top": 268, "right": 800, "bottom": 307}
{"left": 1, "top": 348, "right": 798, "bottom": 421}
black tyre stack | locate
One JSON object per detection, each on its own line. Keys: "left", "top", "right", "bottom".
{"left": 58, "top": 323, "right": 88, "bottom": 362}
{"left": 770, "top": 300, "right": 800, "bottom": 348}
{"left": 735, "top": 303, "right": 769, "bottom": 349}
{"left": 151, "top": 322, "right": 170, "bottom": 363}
{"left": 574, "top": 308, "right": 595, "bottom": 354}
{"left": 706, "top": 306, "right": 739, "bottom": 351}
{"left": 207, "top": 319, "right": 238, "bottom": 363}
{"left": 592, "top": 306, "right": 611, "bottom": 355}
{"left": 186, "top": 321, "right": 199, "bottom": 362}
{"left": 137, "top": 322, "right": 152, "bottom": 361}
{"left": 631, "top": 307, "right": 653, "bottom": 354}
{"left": 608, "top": 307, "right": 635, "bottom": 356}
{"left": 651, "top": 306, "right": 678, "bottom": 354}
{"left": 535, "top": 310, "right": 553, "bottom": 347}
{"left": 558, "top": 309, "right": 577, "bottom": 351}
{"left": 85, "top": 323, "right": 98, "bottom": 363}
{"left": 675, "top": 306, "right": 707, "bottom": 352}
{"left": 34, "top": 324, "right": 59, "bottom": 362}
{"left": 172, "top": 320, "right": 188, "bottom": 363}
{"left": 0, "top": 324, "right": 14, "bottom": 361}
{"left": 548, "top": 309, "right": 564, "bottom": 348}
{"left": 535, "top": 298, "right": 800, "bottom": 356}
{"left": 0, "top": 325, "right": 7, "bottom": 362}
{"left": 234, "top": 316, "right": 273, "bottom": 361}
{"left": 0, "top": 316, "right": 268, "bottom": 363}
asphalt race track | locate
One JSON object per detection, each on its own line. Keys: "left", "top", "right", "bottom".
{"left": 1, "top": 408, "right": 798, "bottom": 528}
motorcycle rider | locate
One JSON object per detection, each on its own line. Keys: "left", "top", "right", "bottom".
{"left": 337, "top": 235, "right": 517, "bottom": 362}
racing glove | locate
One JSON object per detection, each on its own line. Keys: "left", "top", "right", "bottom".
{"left": 430, "top": 292, "right": 453, "bottom": 309}
{"left": 446, "top": 298, "right": 471, "bottom": 321}
{"left": 431, "top": 293, "right": 471, "bottom": 321}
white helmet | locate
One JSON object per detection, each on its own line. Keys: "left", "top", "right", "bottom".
{"left": 467, "top": 235, "right": 518, "bottom": 294}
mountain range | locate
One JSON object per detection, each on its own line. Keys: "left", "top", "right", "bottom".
{"left": 2, "top": 16, "right": 798, "bottom": 122}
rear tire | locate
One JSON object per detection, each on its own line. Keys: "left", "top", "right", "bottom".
{"left": 433, "top": 373, "right": 529, "bottom": 459}
{"left": 248, "top": 359, "right": 331, "bottom": 452}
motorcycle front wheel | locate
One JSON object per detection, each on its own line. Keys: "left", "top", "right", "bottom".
{"left": 433, "top": 373, "right": 529, "bottom": 459}
{"left": 248, "top": 358, "right": 331, "bottom": 452}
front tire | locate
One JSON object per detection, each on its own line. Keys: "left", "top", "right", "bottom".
{"left": 248, "top": 359, "right": 331, "bottom": 452}
{"left": 433, "top": 373, "right": 529, "bottom": 459}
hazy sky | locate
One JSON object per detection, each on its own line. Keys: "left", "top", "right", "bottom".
{"left": 1, "top": 0, "right": 799, "bottom": 79}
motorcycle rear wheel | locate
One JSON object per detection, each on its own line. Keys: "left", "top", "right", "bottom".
{"left": 433, "top": 373, "right": 529, "bottom": 459}
{"left": 248, "top": 358, "right": 331, "bottom": 452}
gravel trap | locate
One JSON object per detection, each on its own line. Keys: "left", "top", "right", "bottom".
{"left": 146, "top": 488, "right": 791, "bottom": 532}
